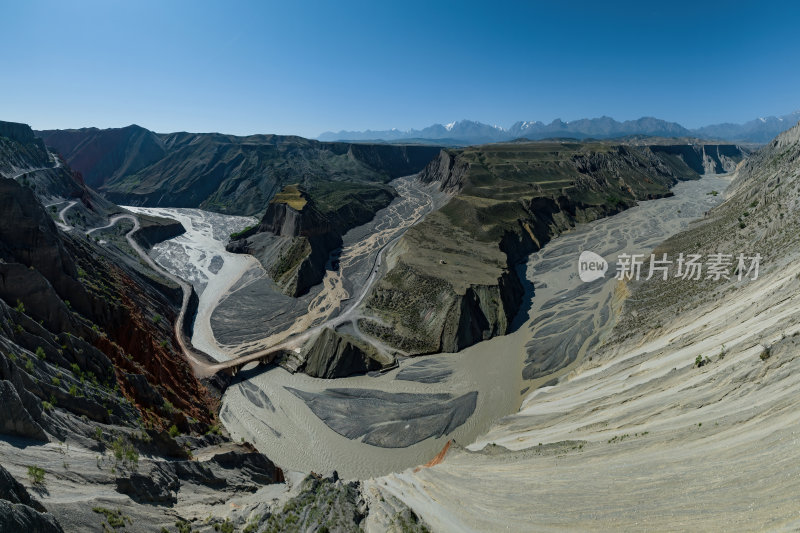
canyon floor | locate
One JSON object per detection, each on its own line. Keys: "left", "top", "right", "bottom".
{"left": 133, "top": 172, "right": 736, "bottom": 489}
{"left": 371, "top": 171, "right": 800, "bottom": 531}
{"left": 5, "top": 164, "right": 791, "bottom": 532}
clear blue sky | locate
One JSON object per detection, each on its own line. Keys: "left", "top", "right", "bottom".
{"left": 2, "top": 0, "right": 799, "bottom": 138}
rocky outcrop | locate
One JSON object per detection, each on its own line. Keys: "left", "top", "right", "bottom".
{"left": 0, "top": 179, "right": 81, "bottom": 296}
{"left": 300, "top": 328, "right": 395, "bottom": 378}
{"left": 259, "top": 201, "right": 309, "bottom": 237}
{"left": 208, "top": 450, "right": 285, "bottom": 487}
{"left": 0, "top": 466, "right": 45, "bottom": 511}
{"left": 115, "top": 463, "right": 180, "bottom": 505}
{"left": 418, "top": 149, "right": 471, "bottom": 193}
{"left": 0, "top": 380, "right": 48, "bottom": 441}
{"left": 113, "top": 448, "right": 284, "bottom": 506}
{"left": 129, "top": 215, "right": 186, "bottom": 250}
{"left": 0, "top": 500, "right": 64, "bottom": 533}
{"left": 0, "top": 465, "right": 63, "bottom": 533}
{"left": 228, "top": 183, "right": 395, "bottom": 296}
{"left": 363, "top": 258, "right": 526, "bottom": 354}
{"left": 245, "top": 474, "right": 367, "bottom": 532}
{"left": 364, "top": 141, "right": 725, "bottom": 354}
{"left": 649, "top": 144, "right": 748, "bottom": 175}
{"left": 0, "top": 121, "right": 41, "bottom": 145}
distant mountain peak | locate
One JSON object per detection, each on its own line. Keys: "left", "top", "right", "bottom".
{"left": 318, "top": 112, "right": 800, "bottom": 145}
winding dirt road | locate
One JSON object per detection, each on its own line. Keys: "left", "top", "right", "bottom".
{"left": 10, "top": 150, "right": 61, "bottom": 180}
{"left": 88, "top": 177, "right": 443, "bottom": 381}
{"left": 196, "top": 225, "right": 403, "bottom": 378}
{"left": 87, "top": 214, "right": 215, "bottom": 374}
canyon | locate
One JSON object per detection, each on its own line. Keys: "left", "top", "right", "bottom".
{"left": 2, "top": 115, "right": 799, "bottom": 533}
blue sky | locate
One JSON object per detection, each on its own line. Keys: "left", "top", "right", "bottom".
{"left": 1, "top": 0, "right": 799, "bottom": 138}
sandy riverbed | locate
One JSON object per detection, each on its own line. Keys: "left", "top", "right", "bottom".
{"left": 131, "top": 174, "right": 737, "bottom": 484}
{"left": 122, "top": 207, "right": 258, "bottom": 361}
{"left": 219, "top": 175, "right": 734, "bottom": 479}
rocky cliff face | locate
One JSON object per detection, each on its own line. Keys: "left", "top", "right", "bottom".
{"left": 258, "top": 201, "right": 309, "bottom": 237}
{"left": 649, "top": 144, "right": 748, "bottom": 175}
{"left": 228, "top": 183, "right": 395, "bottom": 296}
{"left": 37, "top": 125, "right": 166, "bottom": 189}
{"left": 299, "top": 328, "right": 395, "bottom": 378}
{"left": 363, "top": 141, "right": 730, "bottom": 355}
{"left": 0, "top": 177, "right": 217, "bottom": 436}
{"left": 0, "top": 165, "right": 294, "bottom": 531}
{"left": 129, "top": 215, "right": 186, "bottom": 250}
{"left": 418, "top": 149, "right": 471, "bottom": 193}
{"left": 0, "top": 121, "right": 42, "bottom": 145}
{"left": 0, "top": 465, "right": 64, "bottom": 533}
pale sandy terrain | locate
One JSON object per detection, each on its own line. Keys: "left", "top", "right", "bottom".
{"left": 124, "top": 171, "right": 794, "bottom": 532}
{"left": 370, "top": 172, "right": 800, "bottom": 531}
{"left": 122, "top": 207, "right": 258, "bottom": 361}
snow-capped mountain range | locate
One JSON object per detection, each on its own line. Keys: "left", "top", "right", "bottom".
{"left": 318, "top": 112, "right": 800, "bottom": 145}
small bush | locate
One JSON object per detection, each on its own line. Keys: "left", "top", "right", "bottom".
{"left": 50, "top": 376, "right": 60, "bottom": 386}
{"left": 35, "top": 346, "right": 46, "bottom": 360}
{"left": 162, "top": 400, "right": 175, "bottom": 414}
{"left": 110, "top": 436, "right": 139, "bottom": 469}
{"left": 760, "top": 346, "right": 771, "bottom": 361}
{"left": 15, "top": 299, "right": 25, "bottom": 313}
{"left": 168, "top": 425, "right": 180, "bottom": 438}
{"left": 27, "top": 465, "right": 45, "bottom": 485}
{"left": 152, "top": 314, "right": 162, "bottom": 324}
{"left": 214, "top": 518, "right": 235, "bottom": 533}
{"left": 92, "top": 507, "right": 130, "bottom": 529}
{"left": 25, "top": 359, "right": 34, "bottom": 373}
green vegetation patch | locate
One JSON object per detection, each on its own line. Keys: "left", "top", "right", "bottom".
{"left": 270, "top": 183, "right": 308, "bottom": 210}
{"left": 27, "top": 465, "right": 46, "bottom": 486}
{"left": 307, "top": 180, "right": 395, "bottom": 217}
{"left": 92, "top": 507, "right": 131, "bottom": 530}
{"left": 269, "top": 237, "right": 312, "bottom": 283}
{"left": 259, "top": 475, "right": 364, "bottom": 533}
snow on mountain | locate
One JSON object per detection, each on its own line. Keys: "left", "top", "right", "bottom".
{"left": 318, "top": 112, "right": 800, "bottom": 145}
